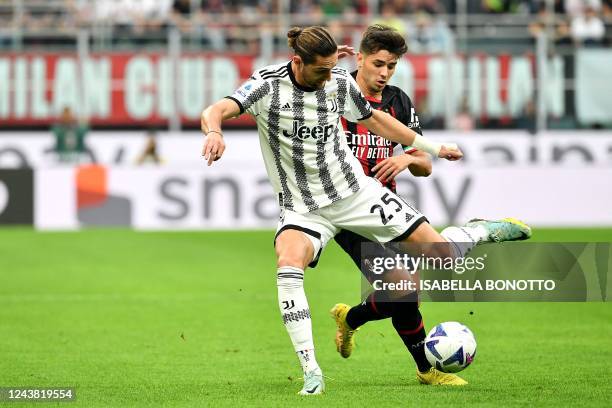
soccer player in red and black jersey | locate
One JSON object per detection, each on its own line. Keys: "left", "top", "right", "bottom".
{"left": 340, "top": 63, "right": 431, "bottom": 191}
{"left": 331, "top": 24, "right": 466, "bottom": 385}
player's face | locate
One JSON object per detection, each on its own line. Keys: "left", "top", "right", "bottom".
{"left": 300, "top": 53, "right": 338, "bottom": 89}
{"left": 358, "top": 50, "right": 399, "bottom": 95}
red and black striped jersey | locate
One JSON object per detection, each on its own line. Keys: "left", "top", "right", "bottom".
{"left": 340, "top": 71, "right": 423, "bottom": 192}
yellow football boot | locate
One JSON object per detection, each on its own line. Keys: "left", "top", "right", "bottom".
{"left": 417, "top": 368, "right": 468, "bottom": 385}
{"left": 330, "top": 303, "right": 358, "bottom": 358}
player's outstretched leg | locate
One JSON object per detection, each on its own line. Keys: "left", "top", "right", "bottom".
{"left": 399, "top": 217, "right": 531, "bottom": 265}
{"left": 465, "top": 217, "right": 532, "bottom": 243}
{"left": 437, "top": 217, "right": 531, "bottom": 259}
{"left": 416, "top": 368, "right": 468, "bottom": 386}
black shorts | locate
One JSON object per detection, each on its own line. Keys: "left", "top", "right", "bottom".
{"left": 334, "top": 229, "right": 394, "bottom": 283}
{"left": 335, "top": 229, "right": 422, "bottom": 303}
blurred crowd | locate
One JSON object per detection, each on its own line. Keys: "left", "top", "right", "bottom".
{"left": 0, "top": 0, "right": 611, "bottom": 51}
{"left": 527, "top": 0, "right": 611, "bottom": 47}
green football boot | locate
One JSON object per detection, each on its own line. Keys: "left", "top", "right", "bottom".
{"left": 465, "top": 217, "right": 532, "bottom": 243}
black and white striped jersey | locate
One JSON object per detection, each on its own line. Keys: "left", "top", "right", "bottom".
{"left": 227, "top": 61, "right": 374, "bottom": 214}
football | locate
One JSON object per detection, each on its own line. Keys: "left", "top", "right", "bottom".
{"left": 424, "top": 322, "right": 477, "bottom": 373}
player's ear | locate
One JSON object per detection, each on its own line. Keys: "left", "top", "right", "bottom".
{"left": 292, "top": 55, "right": 302, "bottom": 68}
{"left": 357, "top": 53, "right": 364, "bottom": 69}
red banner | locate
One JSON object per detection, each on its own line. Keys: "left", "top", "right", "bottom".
{"left": 0, "top": 52, "right": 259, "bottom": 127}
{"left": 0, "top": 52, "right": 553, "bottom": 127}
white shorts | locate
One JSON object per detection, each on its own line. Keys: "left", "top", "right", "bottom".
{"left": 274, "top": 178, "right": 427, "bottom": 267}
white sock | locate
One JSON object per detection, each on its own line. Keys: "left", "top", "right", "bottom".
{"left": 297, "top": 349, "right": 320, "bottom": 374}
{"left": 277, "top": 266, "right": 320, "bottom": 374}
{"left": 440, "top": 225, "right": 487, "bottom": 258}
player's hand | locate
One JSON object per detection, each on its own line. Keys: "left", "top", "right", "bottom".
{"left": 202, "top": 132, "right": 225, "bottom": 166}
{"left": 372, "top": 155, "right": 412, "bottom": 183}
{"left": 337, "top": 44, "right": 355, "bottom": 59}
{"left": 438, "top": 144, "right": 463, "bottom": 161}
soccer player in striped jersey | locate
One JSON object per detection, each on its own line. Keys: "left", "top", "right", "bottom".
{"left": 201, "top": 25, "right": 530, "bottom": 395}
{"left": 331, "top": 24, "right": 463, "bottom": 386}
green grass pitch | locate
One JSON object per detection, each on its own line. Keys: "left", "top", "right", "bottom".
{"left": 0, "top": 228, "right": 611, "bottom": 407}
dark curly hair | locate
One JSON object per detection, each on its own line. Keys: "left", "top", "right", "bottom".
{"left": 359, "top": 24, "right": 408, "bottom": 56}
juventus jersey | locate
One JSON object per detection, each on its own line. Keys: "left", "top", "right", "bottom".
{"left": 340, "top": 71, "right": 423, "bottom": 192}
{"left": 228, "top": 62, "right": 374, "bottom": 214}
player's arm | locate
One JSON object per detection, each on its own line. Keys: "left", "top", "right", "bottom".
{"left": 360, "top": 110, "right": 462, "bottom": 161}
{"left": 371, "top": 149, "right": 432, "bottom": 183}
{"left": 200, "top": 98, "right": 241, "bottom": 166}
{"left": 201, "top": 73, "right": 269, "bottom": 166}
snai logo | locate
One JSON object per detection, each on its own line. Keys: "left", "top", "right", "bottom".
{"left": 282, "top": 120, "right": 335, "bottom": 143}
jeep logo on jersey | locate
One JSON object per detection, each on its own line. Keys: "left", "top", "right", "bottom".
{"left": 282, "top": 121, "right": 335, "bottom": 143}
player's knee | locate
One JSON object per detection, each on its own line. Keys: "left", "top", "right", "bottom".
{"left": 276, "top": 254, "right": 308, "bottom": 269}
{"left": 275, "top": 230, "right": 315, "bottom": 269}
{"left": 275, "top": 242, "right": 313, "bottom": 270}
{"left": 387, "top": 287, "right": 418, "bottom": 301}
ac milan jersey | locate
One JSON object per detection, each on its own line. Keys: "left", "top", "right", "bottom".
{"left": 341, "top": 71, "right": 422, "bottom": 192}
{"left": 227, "top": 62, "right": 373, "bottom": 214}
